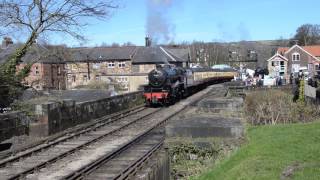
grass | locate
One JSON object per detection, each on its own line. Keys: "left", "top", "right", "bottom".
{"left": 195, "top": 121, "right": 320, "bottom": 180}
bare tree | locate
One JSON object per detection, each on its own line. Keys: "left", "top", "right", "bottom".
{"left": 0, "top": 0, "right": 118, "bottom": 108}
{"left": 0, "top": 0, "right": 118, "bottom": 77}
{"left": 292, "top": 24, "right": 320, "bottom": 46}
{"left": 122, "top": 41, "right": 135, "bottom": 47}
{"left": 111, "top": 42, "right": 120, "bottom": 47}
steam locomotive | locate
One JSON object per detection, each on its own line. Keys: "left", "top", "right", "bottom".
{"left": 143, "top": 64, "right": 237, "bottom": 106}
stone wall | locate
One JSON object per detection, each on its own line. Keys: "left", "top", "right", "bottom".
{"left": 134, "top": 148, "right": 170, "bottom": 180}
{"left": 0, "top": 112, "right": 29, "bottom": 142}
{"left": 31, "top": 91, "right": 144, "bottom": 136}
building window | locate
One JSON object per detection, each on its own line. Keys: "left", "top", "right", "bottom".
{"left": 83, "top": 75, "right": 88, "bottom": 82}
{"left": 117, "top": 77, "right": 128, "bottom": 82}
{"left": 292, "top": 53, "right": 300, "bottom": 61}
{"left": 35, "top": 66, "right": 39, "bottom": 75}
{"left": 308, "top": 64, "right": 314, "bottom": 71}
{"left": 118, "top": 62, "right": 126, "bottom": 68}
{"left": 57, "top": 66, "right": 61, "bottom": 75}
{"left": 272, "top": 61, "right": 279, "bottom": 66}
{"left": 108, "top": 61, "right": 115, "bottom": 68}
{"left": 93, "top": 63, "right": 100, "bottom": 69}
{"left": 72, "top": 75, "right": 76, "bottom": 82}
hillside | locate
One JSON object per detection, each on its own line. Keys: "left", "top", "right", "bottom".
{"left": 186, "top": 39, "right": 290, "bottom": 69}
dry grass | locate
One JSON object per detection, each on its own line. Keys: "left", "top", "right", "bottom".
{"left": 244, "top": 89, "right": 319, "bottom": 125}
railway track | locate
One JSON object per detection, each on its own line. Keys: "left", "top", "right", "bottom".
{"left": 0, "top": 105, "right": 146, "bottom": 160}
{"left": 0, "top": 106, "right": 162, "bottom": 180}
{"left": 0, "top": 84, "right": 216, "bottom": 180}
{"left": 68, "top": 129, "right": 165, "bottom": 180}
{"left": 24, "top": 106, "right": 171, "bottom": 180}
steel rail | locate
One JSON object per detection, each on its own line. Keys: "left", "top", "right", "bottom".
{"left": 5, "top": 108, "right": 161, "bottom": 180}
{"left": 65, "top": 108, "right": 176, "bottom": 180}
{"left": 0, "top": 105, "right": 145, "bottom": 168}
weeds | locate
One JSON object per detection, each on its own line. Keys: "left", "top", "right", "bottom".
{"left": 244, "top": 89, "right": 319, "bottom": 125}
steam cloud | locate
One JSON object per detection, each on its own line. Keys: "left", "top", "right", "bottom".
{"left": 146, "top": 0, "right": 175, "bottom": 44}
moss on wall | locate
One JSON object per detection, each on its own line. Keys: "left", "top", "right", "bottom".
{"left": 166, "top": 137, "right": 243, "bottom": 179}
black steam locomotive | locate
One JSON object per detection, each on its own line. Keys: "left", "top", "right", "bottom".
{"left": 144, "top": 64, "right": 186, "bottom": 106}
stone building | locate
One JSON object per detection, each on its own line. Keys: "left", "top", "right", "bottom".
{"left": 267, "top": 44, "right": 320, "bottom": 80}
{"left": 66, "top": 45, "right": 190, "bottom": 92}
{"left": 65, "top": 46, "right": 137, "bottom": 90}
{"left": 0, "top": 37, "right": 191, "bottom": 92}
{"left": 0, "top": 39, "right": 67, "bottom": 90}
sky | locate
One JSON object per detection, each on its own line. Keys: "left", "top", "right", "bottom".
{"left": 48, "top": 0, "right": 320, "bottom": 47}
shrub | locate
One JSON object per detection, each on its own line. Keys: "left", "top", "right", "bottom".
{"left": 244, "top": 89, "right": 319, "bottom": 125}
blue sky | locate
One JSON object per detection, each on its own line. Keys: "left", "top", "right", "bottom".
{"left": 50, "top": 0, "right": 320, "bottom": 47}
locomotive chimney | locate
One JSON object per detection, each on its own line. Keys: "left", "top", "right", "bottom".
{"left": 145, "top": 36, "right": 152, "bottom": 47}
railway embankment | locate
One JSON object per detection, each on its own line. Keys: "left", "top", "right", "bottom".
{"left": 0, "top": 82, "right": 228, "bottom": 180}
{"left": 0, "top": 91, "right": 144, "bottom": 154}
{"left": 195, "top": 85, "right": 320, "bottom": 180}
{"left": 160, "top": 84, "right": 246, "bottom": 179}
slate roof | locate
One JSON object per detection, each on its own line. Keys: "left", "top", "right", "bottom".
{"left": 163, "top": 47, "right": 190, "bottom": 62}
{"left": 68, "top": 46, "right": 137, "bottom": 62}
{"left": 132, "top": 47, "right": 169, "bottom": 64}
{"left": 131, "top": 46, "right": 190, "bottom": 64}
{"left": 0, "top": 44, "right": 19, "bottom": 64}
{"left": 0, "top": 44, "right": 190, "bottom": 65}
{"left": 0, "top": 44, "right": 66, "bottom": 64}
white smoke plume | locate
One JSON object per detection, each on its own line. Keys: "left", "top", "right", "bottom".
{"left": 146, "top": 0, "right": 175, "bottom": 44}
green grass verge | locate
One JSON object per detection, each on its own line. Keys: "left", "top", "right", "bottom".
{"left": 195, "top": 122, "right": 320, "bottom": 180}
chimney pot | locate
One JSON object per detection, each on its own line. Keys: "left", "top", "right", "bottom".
{"left": 145, "top": 36, "right": 152, "bottom": 47}
{"left": 2, "top": 37, "right": 13, "bottom": 48}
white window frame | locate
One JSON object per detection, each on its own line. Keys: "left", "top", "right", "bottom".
{"left": 292, "top": 52, "right": 300, "bottom": 61}
{"left": 108, "top": 61, "right": 115, "bottom": 68}
{"left": 57, "top": 66, "right": 61, "bottom": 75}
{"left": 34, "top": 66, "right": 40, "bottom": 75}
{"left": 118, "top": 61, "right": 126, "bottom": 68}
{"left": 117, "top": 76, "right": 128, "bottom": 83}
{"left": 308, "top": 64, "right": 314, "bottom": 71}
{"left": 93, "top": 63, "right": 101, "bottom": 69}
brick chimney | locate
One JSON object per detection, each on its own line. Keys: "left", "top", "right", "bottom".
{"left": 145, "top": 36, "right": 152, "bottom": 47}
{"left": 2, "top": 37, "right": 13, "bottom": 48}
